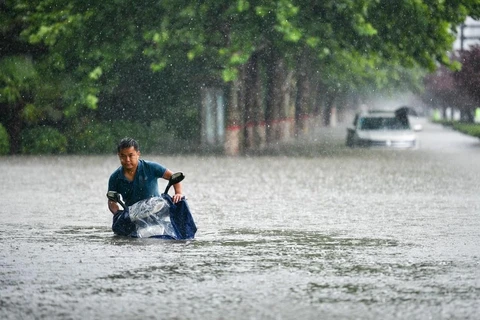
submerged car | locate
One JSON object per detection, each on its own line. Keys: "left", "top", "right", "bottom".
{"left": 346, "top": 108, "right": 420, "bottom": 148}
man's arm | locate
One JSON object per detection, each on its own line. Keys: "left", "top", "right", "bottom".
{"left": 163, "top": 169, "right": 183, "bottom": 203}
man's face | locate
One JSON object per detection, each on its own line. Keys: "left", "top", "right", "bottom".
{"left": 118, "top": 147, "right": 140, "bottom": 171}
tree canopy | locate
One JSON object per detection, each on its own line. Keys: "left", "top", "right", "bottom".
{"left": 1, "top": 0, "right": 479, "bottom": 153}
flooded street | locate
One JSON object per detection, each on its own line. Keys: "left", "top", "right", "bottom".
{"left": 1, "top": 120, "right": 479, "bottom": 320}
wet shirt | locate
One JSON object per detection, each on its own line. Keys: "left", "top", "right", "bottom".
{"left": 108, "top": 160, "right": 166, "bottom": 207}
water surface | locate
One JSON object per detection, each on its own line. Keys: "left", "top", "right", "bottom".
{"left": 1, "top": 121, "right": 479, "bottom": 319}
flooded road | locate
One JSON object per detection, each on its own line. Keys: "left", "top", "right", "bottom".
{"left": 1, "top": 120, "right": 479, "bottom": 319}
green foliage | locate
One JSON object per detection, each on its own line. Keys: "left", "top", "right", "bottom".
{"left": 432, "top": 120, "right": 480, "bottom": 138}
{"left": 21, "top": 126, "right": 67, "bottom": 154}
{"left": 0, "top": 56, "right": 37, "bottom": 103}
{"left": 3, "top": 0, "right": 480, "bottom": 154}
{"left": 453, "top": 123, "right": 480, "bottom": 139}
{"left": 13, "top": 0, "right": 103, "bottom": 115}
{"left": 66, "top": 119, "right": 176, "bottom": 154}
{"left": 0, "top": 124, "right": 10, "bottom": 155}
{"left": 67, "top": 121, "right": 115, "bottom": 154}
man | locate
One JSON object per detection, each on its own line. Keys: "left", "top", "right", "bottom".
{"left": 108, "top": 137, "right": 183, "bottom": 214}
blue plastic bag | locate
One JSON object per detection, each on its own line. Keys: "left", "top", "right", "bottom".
{"left": 112, "top": 194, "right": 197, "bottom": 240}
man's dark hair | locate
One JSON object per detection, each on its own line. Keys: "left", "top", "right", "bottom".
{"left": 117, "top": 137, "right": 139, "bottom": 153}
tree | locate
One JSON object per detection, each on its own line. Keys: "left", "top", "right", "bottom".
{"left": 423, "top": 65, "right": 458, "bottom": 119}
{"left": 2, "top": 0, "right": 480, "bottom": 155}
{"left": 0, "top": 0, "right": 98, "bottom": 153}
{"left": 3, "top": 0, "right": 204, "bottom": 150}
{"left": 454, "top": 46, "right": 480, "bottom": 122}
{"left": 0, "top": 56, "right": 37, "bottom": 153}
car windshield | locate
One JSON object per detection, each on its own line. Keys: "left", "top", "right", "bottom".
{"left": 359, "top": 116, "right": 410, "bottom": 130}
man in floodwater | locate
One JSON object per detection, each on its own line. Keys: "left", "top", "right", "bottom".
{"left": 107, "top": 137, "right": 183, "bottom": 214}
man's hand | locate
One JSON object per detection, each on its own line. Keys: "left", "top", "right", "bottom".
{"left": 108, "top": 200, "right": 120, "bottom": 214}
{"left": 164, "top": 169, "right": 184, "bottom": 203}
{"left": 172, "top": 193, "right": 184, "bottom": 203}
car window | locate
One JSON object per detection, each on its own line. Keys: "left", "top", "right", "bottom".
{"left": 359, "top": 117, "right": 410, "bottom": 130}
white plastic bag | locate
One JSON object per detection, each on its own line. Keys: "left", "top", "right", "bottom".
{"left": 128, "top": 197, "right": 176, "bottom": 238}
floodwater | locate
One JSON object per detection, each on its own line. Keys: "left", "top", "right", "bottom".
{"left": 1, "top": 120, "right": 479, "bottom": 320}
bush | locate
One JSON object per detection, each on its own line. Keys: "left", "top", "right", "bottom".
{"left": 432, "top": 119, "right": 480, "bottom": 139}
{"left": 144, "top": 120, "right": 177, "bottom": 153}
{"left": 67, "top": 121, "right": 116, "bottom": 154}
{"left": 432, "top": 119, "right": 454, "bottom": 127}
{"left": 452, "top": 123, "right": 480, "bottom": 139}
{"left": 0, "top": 124, "right": 10, "bottom": 155}
{"left": 21, "top": 126, "right": 67, "bottom": 154}
{"left": 109, "top": 120, "right": 154, "bottom": 153}
{"left": 66, "top": 119, "right": 175, "bottom": 154}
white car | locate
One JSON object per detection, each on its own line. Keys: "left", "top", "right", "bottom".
{"left": 346, "top": 109, "right": 420, "bottom": 148}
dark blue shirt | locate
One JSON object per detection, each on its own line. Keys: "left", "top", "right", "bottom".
{"left": 108, "top": 160, "right": 166, "bottom": 206}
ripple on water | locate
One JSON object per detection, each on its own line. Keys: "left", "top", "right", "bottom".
{"left": 1, "top": 128, "right": 480, "bottom": 319}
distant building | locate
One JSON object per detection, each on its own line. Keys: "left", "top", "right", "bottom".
{"left": 453, "top": 17, "right": 480, "bottom": 51}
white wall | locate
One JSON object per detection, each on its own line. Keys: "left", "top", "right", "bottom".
{"left": 453, "top": 17, "right": 480, "bottom": 51}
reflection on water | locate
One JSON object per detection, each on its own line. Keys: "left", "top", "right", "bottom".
{"left": 1, "top": 122, "right": 480, "bottom": 319}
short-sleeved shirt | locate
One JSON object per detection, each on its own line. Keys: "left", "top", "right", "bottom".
{"left": 108, "top": 159, "right": 166, "bottom": 206}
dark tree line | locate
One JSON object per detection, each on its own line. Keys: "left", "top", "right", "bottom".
{"left": 424, "top": 46, "right": 480, "bottom": 122}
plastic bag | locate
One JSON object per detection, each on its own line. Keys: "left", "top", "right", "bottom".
{"left": 129, "top": 197, "right": 176, "bottom": 238}
{"left": 112, "top": 194, "right": 197, "bottom": 240}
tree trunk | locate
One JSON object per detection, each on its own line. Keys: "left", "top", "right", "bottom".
{"left": 224, "top": 78, "right": 243, "bottom": 156}
{"left": 310, "top": 78, "right": 323, "bottom": 128}
{"left": 265, "top": 48, "right": 295, "bottom": 144}
{"left": 295, "top": 68, "right": 310, "bottom": 137}
{"left": 265, "top": 50, "right": 282, "bottom": 144}
{"left": 243, "top": 53, "right": 265, "bottom": 151}
{"left": 1, "top": 101, "right": 24, "bottom": 154}
{"left": 243, "top": 55, "right": 256, "bottom": 151}
{"left": 279, "top": 69, "right": 294, "bottom": 141}
{"left": 323, "top": 91, "right": 336, "bottom": 127}
{"left": 252, "top": 56, "right": 266, "bottom": 150}
{"left": 294, "top": 47, "right": 313, "bottom": 137}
